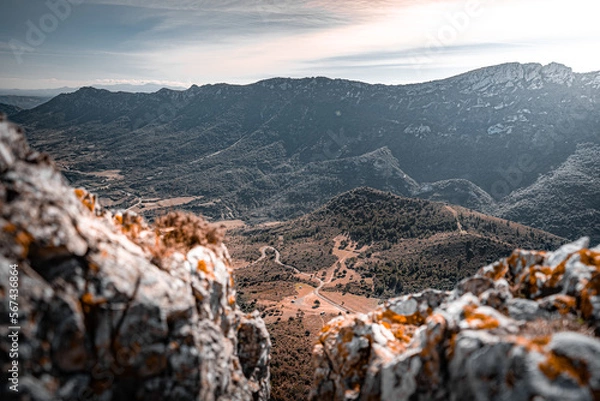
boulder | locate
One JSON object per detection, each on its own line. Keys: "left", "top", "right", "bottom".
{"left": 312, "top": 237, "right": 600, "bottom": 400}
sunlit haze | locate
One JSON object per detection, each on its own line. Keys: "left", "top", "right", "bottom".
{"left": 1, "top": 0, "right": 599, "bottom": 90}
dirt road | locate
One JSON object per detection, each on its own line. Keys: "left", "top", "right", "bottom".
{"left": 253, "top": 246, "right": 352, "bottom": 313}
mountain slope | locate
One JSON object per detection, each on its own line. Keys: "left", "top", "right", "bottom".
{"left": 416, "top": 179, "right": 497, "bottom": 215}
{"left": 0, "top": 102, "right": 22, "bottom": 116}
{"left": 229, "top": 187, "right": 565, "bottom": 297}
{"left": 498, "top": 144, "right": 600, "bottom": 242}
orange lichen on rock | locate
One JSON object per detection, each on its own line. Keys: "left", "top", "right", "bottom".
{"left": 15, "top": 229, "right": 33, "bottom": 258}
{"left": 88, "top": 262, "right": 99, "bottom": 273}
{"left": 80, "top": 291, "right": 107, "bottom": 313}
{"left": 113, "top": 211, "right": 145, "bottom": 241}
{"left": 318, "top": 319, "right": 345, "bottom": 343}
{"left": 196, "top": 260, "right": 210, "bottom": 275}
{"left": 80, "top": 292, "right": 106, "bottom": 306}
{"left": 377, "top": 308, "right": 429, "bottom": 327}
{"left": 382, "top": 322, "right": 413, "bottom": 345}
{"left": 418, "top": 314, "right": 447, "bottom": 385}
{"left": 312, "top": 240, "right": 600, "bottom": 401}
{"left": 578, "top": 249, "right": 600, "bottom": 267}
{"left": 80, "top": 292, "right": 94, "bottom": 305}
{"left": 551, "top": 295, "right": 577, "bottom": 315}
{"left": 446, "top": 333, "right": 458, "bottom": 360}
{"left": 545, "top": 260, "right": 566, "bottom": 290}
{"left": 539, "top": 351, "right": 591, "bottom": 386}
{"left": 334, "top": 328, "right": 357, "bottom": 363}
{"left": 74, "top": 188, "right": 97, "bottom": 214}
{"left": 509, "top": 335, "right": 550, "bottom": 353}
{"left": 510, "top": 263, "right": 553, "bottom": 298}
{"left": 504, "top": 250, "right": 546, "bottom": 281}
{"left": 463, "top": 304, "right": 500, "bottom": 330}
{"left": 505, "top": 253, "right": 520, "bottom": 271}
{"left": 3, "top": 222, "right": 17, "bottom": 233}
{"left": 341, "top": 328, "right": 354, "bottom": 344}
{"left": 485, "top": 260, "right": 509, "bottom": 281}
{"left": 370, "top": 306, "right": 433, "bottom": 347}
{"left": 385, "top": 336, "right": 409, "bottom": 354}
{"left": 578, "top": 250, "right": 600, "bottom": 315}
{"left": 581, "top": 273, "right": 600, "bottom": 319}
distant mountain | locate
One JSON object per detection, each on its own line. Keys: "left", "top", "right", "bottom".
{"left": 0, "top": 102, "right": 22, "bottom": 116}
{"left": 0, "top": 83, "right": 187, "bottom": 98}
{"left": 12, "top": 62, "right": 600, "bottom": 241}
{"left": 416, "top": 179, "right": 497, "bottom": 215}
{"left": 0, "top": 87, "right": 75, "bottom": 97}
{"left": 94, "top": 83, "right": 188, "bottom": 93}
{"left": 0, "top": 95, "right": 51, "bottom": 109}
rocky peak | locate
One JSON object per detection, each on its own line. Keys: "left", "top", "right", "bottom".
{"left": 311, "top": 237, "right": 600, "bottom": 400}
{"left": 540, "top": 62, "right": 575, "bottom": 85}
{"left": 450, "top": 62, "right": 575, "bottom": 94}
{"left": 74, "top": 86, "right": 111, "bottom": 96}
{"left": 0, "top": 118, "right": 270, "bottom": 400}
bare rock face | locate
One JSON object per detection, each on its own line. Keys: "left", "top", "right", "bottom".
{"left": 0, "top": 118, "right": 270, "bottom": 401}
{"left": 311, "top": 238, "right": 600, "bottom": 401}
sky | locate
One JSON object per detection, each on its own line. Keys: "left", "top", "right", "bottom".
{"left": 1, "top": 0, "right": 599, "bottom": 90}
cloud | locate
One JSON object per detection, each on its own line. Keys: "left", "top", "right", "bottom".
{"left": 307, "top": 43, "right": 526, "bottom": 66}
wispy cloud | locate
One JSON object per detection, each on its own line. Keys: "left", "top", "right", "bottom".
{"left": 308, "top": 43, "right": 527, "bottom": 66}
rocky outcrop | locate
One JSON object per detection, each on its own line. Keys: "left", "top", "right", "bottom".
{"left": 450, "top": 62, "right": 575, "bottom": 93}
{"left": 0, "top": 118, "right": 270, "bottom": 400}
{"left": 311, "top": 238, "right": 600, "bottom": 401}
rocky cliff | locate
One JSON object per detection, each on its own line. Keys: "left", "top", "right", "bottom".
{"left": 0, "top": 117, "right": 270, "bottom": 400}
{"left": 311, "top": 238, "right": 600, "bottom": 400}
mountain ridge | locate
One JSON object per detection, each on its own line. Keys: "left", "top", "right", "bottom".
{"left": 230, "top": 186, "right": 566, "bottom": 297}
{"left": 12, "top": 61, "right": 600, "bottom": 242}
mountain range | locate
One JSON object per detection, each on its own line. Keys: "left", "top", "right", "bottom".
{"left": 10, "top": 62, "right": 600, "bottom": 242}
{"left": 0, "top": 83, "right": 187, "bottom": 98}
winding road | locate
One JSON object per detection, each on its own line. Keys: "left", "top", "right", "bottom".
{"left": 252, "top": 246, "right": 352, "bottom": 314}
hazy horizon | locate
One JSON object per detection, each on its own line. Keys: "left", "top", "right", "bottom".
{"left": 2, "top": 0, "right": 600, "bottom": 90}
{"left": 2, "top": 61, "right": 599, "bottom": 95}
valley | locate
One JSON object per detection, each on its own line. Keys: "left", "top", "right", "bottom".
{"left": 2, "top": 62, "right": 598, "bottom": 401}
{"left": 232, "top": 236, "right": 379, "bottom": 400}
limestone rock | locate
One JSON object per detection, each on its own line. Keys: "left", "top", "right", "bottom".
{"left": 0, "top": 119, "right": 270, "bottom": 401}
{"left": 311, "top": 238, "right": 600, "bottom": 401}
